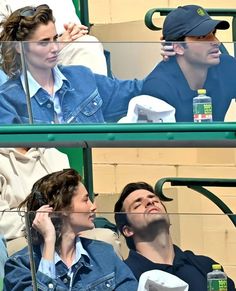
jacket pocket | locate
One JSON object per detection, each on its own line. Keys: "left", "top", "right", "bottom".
{"left": 86, "top": 272, "right": 115, "bottom": 291}
{"left": 80, "top": 94, "right": 103, "bottom": 117}
{"left": 66, "top": 91, "right": 104, "bottom": 123}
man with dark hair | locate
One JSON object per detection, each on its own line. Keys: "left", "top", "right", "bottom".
{"left": 142, "top": 5, "right": 236, "bottom": 122}
{"left": 114, "top": 181, "right": 235, "bottom": 291}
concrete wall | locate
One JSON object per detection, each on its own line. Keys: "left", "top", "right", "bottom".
{"left": 89, "top": 0, "right": 236, "bottom": 24}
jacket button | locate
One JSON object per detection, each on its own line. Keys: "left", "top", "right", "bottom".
{"left": 105, "top": 282, "right": 111, "bottom": 287}
{"left": 63, "top": 278, "right": 68, "bottom": 283}
{"left": 47, "top": 103, "right": 52, "bottom": 108}
{"left": 48, "top": 283, "right": 54, "bottom": 289}
{"left": 93, "top": 102, "right": 97, "bottom": 106}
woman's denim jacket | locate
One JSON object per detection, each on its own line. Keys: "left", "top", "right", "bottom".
{"left": 0, "top": 66, "right": 143, "bottom": 124}
{"left": 4, "top": 237, "right": 138, "bottom": 291}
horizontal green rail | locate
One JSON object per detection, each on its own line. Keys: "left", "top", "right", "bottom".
{"left": 0, "top": 123, "right": 236, "bottom": 147}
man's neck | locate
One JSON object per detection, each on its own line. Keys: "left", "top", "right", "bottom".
{"left": 177, "top": 57, "right": 209, "bottom": 90}
{"left": 135, "top": 230, "right": 175, "bottom": 265}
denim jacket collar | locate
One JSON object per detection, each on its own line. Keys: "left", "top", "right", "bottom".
{"left": 20, "top": 66, "right": 71, "bottom": 101}
{"left": 54, "top": 236, "right": 90, "bottom": 266}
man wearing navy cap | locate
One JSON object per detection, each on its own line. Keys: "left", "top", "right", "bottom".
{"left": 142, "top": 5, "right": 236, "bottom": 122}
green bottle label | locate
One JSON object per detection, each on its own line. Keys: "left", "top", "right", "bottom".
{"left": 208, "top": 279, "right": 227, "bottom": 291}
{"left": 193, "top": 103, "right": 212, "bottom": 122}
{"left": 193, "top": 103, "right": 212, "bottom": 114}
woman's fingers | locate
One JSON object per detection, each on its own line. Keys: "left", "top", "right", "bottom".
{"left": 32, "top": 205, "right": 56, "bottom": 241}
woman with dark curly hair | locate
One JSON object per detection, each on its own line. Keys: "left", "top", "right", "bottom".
{"left": 3, "top": 168, "right": 138, "bottom": 290}
{"left": 0, "top": 5, "right": 142, "bottom": 124}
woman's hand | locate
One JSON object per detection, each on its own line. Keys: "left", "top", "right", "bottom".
{"left": 32, "top": 205, "right": 56, "bottom": 261}
{"left": 32, "top": 205, "right": 56, "bottom": 243}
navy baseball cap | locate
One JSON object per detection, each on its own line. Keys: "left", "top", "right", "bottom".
{"left": 163, "top": 5, "right": 230, "bottom": 41}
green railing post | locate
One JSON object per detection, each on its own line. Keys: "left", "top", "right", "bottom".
{"left": 155, "top": 177, "right": 236, "bottom": 227}
{"left": 72, "top": 0, "right": 89, "bottom": 27}
{"left": 72, "top": 0, "right": 81, "bottom": 18}
{"left": 83, "top": 148, "right": 94, "bottom": 201}
{"left": 57, "top": 147, "right": 93, "bottom": 200}
{"left": 57, "top": 147, "right": 84, "bottom": 174}
{"left": 79, "top": 0, "right": 89, "bottom": 27}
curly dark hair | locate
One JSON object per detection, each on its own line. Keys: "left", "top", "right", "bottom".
{"left": 18, "top": 168, "right": 82, "bottom": 248}
{"left": 0, "top": 5, "right": 54, "bottom": 78}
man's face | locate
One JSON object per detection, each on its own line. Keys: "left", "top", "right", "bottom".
{"left": 122, "top": 189, "right": 169, "bottom": 233}
{"left": 181, "top": 30, "right": 221, "bottom": 67}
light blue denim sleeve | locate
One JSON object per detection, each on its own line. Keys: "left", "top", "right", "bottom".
{"left": 38, "top": 258, "right": 56, "bottom": 279}
{"left": 0, "top": 70, "right": 7, "bottom": 86}
{"left": 0, "top": 236, "right": 8, "bottom": 278}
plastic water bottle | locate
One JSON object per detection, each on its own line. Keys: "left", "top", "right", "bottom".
{"left": 193, "top": 89, "right": 213, "bottom": 122}
{"left": 207, "top": 264, "right": 228, "bottom": 291}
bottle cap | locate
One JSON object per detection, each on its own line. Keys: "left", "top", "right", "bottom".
{"left": 212, "top": 264, "right": 222, "bottom": 270}
{"left": 197, "top": 89, "right": 206, "bottom": 95}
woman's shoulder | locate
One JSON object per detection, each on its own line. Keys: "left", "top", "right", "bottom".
{"left": 7, "top": 245, "right": 31, "bottom": 264}
{"left": 80, "top": 236, "right": 117, "bottom": 257}
{"left": 0, "top": 76, "right": 21, "bottom": 93}
{"left": 81, "top": 236, "right": 114, "bottom": 248}
{"left": 59, "top": 64, "right": 94, "bottom": 76}
{"left": 58, "top": 65, "right": 97, "bottom": 85}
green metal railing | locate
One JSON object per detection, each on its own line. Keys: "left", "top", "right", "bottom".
{"left": 72, "top": 0, "right": 89, "bottom": 27}
{"left": 155, "top": 177, "right": 236, "bottom": 227}
{"left": 1, "top": 123, "right": 236, "bottom": 147}
{"left": 1, "top": 122, "right": 236, "bottom": 201}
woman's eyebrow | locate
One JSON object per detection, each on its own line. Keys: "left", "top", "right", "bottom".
{"left": 38, "top": 34, "right": 58, "bottom": 41}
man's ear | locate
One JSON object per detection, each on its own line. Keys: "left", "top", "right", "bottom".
{"left": 173, "top": 43, "right": 185, "bottom": 55}
{"left": 122, "top": 225, "right": 134, "bottom": 238}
